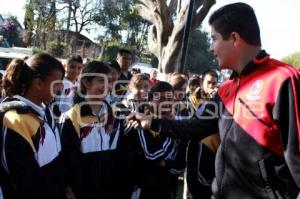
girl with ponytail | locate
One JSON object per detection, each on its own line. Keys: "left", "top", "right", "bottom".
{"left": 0, "top": 53, "right": 66, "bottom": 199}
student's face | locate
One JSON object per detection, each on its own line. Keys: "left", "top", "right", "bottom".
{"left": 65, "top": 61, "right": 83, "bottom": 81}
{"left": 41, "top": 70, "right": 64, "bottom": 103}
{"left": 202, "top": 74, "right": 218, "bottom": 96}
{"left": 150, "top": 71, "right": 157, "bottom": 79}
{"left": 152, "top": 91, "right": 174, "bottom": 119}
{"left": 174, "top": 83, "right": 187, "bottom": 101}
{"left": 130, "top": 80, "right": 149, "bottom": 101}
{"left": 188, "top": 84, "right": 199, "bottom": 94}
{"left": 210, "top": 27, "right": 235, "bottom": 69}
{"left": 85, "top": 76, "right": 108, "bottom": 100}
{"left": 117, "top": 53, "right": 132, "bottom": 71}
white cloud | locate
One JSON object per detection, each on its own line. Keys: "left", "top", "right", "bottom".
{"left": 202, "top": 0, "right": 300, "bottom": 59}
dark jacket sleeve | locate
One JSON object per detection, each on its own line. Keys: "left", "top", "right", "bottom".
{"left": 60, "top": 117, "right": 84, "bottom": 198}
{"left": 151, "top": 97, "right": 219, "bottom": 140}
{"left": 5, "top": 130, "right": 44, "bottom": 199}
{"left": 273, "top": 76, "right": 300, "bottom": 188}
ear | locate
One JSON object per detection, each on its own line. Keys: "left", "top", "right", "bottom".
{"left": 32, "top": 78, "right": 43, "bottom": 91}
{"left": 230, "top": 32, "right": 242, "bottom": 47}
{"left": 81, "top": 78, "right": 91, "bottom": 89}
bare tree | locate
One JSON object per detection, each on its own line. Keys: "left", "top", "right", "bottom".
{"left": 68, "top": 0, "right": 100, "bottom": 34}
{"left": 33, "top": 0, "right": 57, "bottom": 49}
{"left": 56, "top": 0, "right": 101, "bottom": 35}
{"left": 136, "top": 0, "right": 215, "bottom": 73}
{"left": 57, "top": 0, "right": 101, "bottom": 54}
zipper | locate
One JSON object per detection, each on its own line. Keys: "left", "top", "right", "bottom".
{"left": 238, "top": 97, "right": 272, "bottom": 128}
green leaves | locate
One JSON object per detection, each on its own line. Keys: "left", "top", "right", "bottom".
{"left": 282, "top": 52, "right": 300, "bottom": 68}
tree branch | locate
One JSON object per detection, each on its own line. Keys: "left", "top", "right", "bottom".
{"left": 167, "top": 0, "right": 176, "bottom": 7}
{"left": 159, "top": 1, "right": 189, "bottom": 73}
{"left": 191, "top": 0, "right": 215, "bottom": 30}
{"left": 137, "top": 0, "right": 176, "bottom": 61}
{"left": 174, "top": 1, "right": 189, "bottom": 38}
{"left": 156, "top": 0, "right": 174, "bottom": 45}
{"left": 147, "top": 25, "right": 159, "bottom": 58}
{"left": 176, "top": 0, "right": 182, "bottom": 15}
{"left": 136, "top": 3, "right": 157, "bottom": 25}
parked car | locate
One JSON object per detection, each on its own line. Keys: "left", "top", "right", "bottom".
{"left": 0, "top": 47, "right": 33, "bottom": 70}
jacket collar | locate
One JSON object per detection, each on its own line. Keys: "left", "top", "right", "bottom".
{"left": 78, "top": 99, "right": 109, "bottom": 117}
{"left": 230, "top": 50, "right": 270, "bottom": 79}
{"left": 13, "top": 95, "right": 45, "bottom": 117}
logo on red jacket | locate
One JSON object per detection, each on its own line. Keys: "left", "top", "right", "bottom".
{"left": 246, "top": 80, "right": 263, "bottom": 101}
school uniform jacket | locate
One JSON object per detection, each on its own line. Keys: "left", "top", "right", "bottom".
{"left": 150, "top": 50, "right": 300, "bottom": 198}
{"left": 115, "top": 72, "right": 132, "bottom": 97}
{"left": 1, "top": 96, "right": 64, "bottom": 199}
{"left": 118, "top": 99, "right": 175, "bottom": 165}
{"left": 60, "top": 100, "right": 122, "bottom": 199}
{"left": 186, "top": 101, "right": 220, "bottom": 199}
{"left": 120, "top": 99, "right": 176, "bottom": 192}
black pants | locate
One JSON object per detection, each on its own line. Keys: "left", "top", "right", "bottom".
{"left": 139, "top": 164, "right": 175, "bottom": 199}
{"left": 187, "top": 141, "right": 216, "bottom": 199}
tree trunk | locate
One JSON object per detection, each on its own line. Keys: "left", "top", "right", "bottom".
{"left": 98, "top": 42, "right": 107, "bottom": 60}
{"left": 42, "top": 31, "right": 47, "bottom": 50}
{"left": 65, "top": 0, "right": 72, "bottom": 43}
{"left": 137, "top": 0, "right": 215, "bottom": 74}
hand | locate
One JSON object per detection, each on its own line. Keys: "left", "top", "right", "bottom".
{"left": 126, "top": 112, "right": 152, "bottom": 129}
{"left": 209, "top": 88, "right": 218, "bottom": 98}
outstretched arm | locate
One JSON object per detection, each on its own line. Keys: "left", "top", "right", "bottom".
{"left": 131, "top": 98, "right": 219, "bottom": 140}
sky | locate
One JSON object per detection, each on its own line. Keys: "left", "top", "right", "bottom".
{"left": 0, "top": 0, "right": 299, "bottom": 59}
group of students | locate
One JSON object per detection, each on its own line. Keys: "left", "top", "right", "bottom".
{"left": 0, "top": 47, "right": 219, "bottom": 199}
{"left": 1, "top": 2, "right": 300, "bottom": 199}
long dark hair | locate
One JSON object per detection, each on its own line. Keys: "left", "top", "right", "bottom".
{"left": 2, "top": 53, "right": 64, "bottom": 97}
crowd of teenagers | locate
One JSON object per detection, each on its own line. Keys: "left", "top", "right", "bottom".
{"left": 0, "top": 2, "right": 300, "bottom": 199}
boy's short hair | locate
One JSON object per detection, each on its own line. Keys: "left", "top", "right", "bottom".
{"left": 67, "top": 55, "right": 83, "bottom": 65}
{"left": 209, "top": 2, "right": 261, "bottom": 46}
{"left": 117, "top": 49, "right": 132, "bottom": 57}
{"left": 128, "top": 73, "right": 149, "bottom": 90}
{"left": 107, "top": 60, "right": 121, "bottom": 73}
{"left": 149, "top": 81, "right": 173, "bottom": 100}
{"left": 169, "top": 73, "right": 188, "bottom": 91}
{"left": 188, "top": 77, "right": 201, "bottom": 87}
{"left": 202, "top": 69, "right": 218, "bottom": 80}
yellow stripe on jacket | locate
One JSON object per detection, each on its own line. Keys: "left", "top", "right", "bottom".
{"left": 3, "top": 110, "right": 40, "bottom": 152}
{"left": 65, "top": 104, "right": 99, "bottom": 137}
